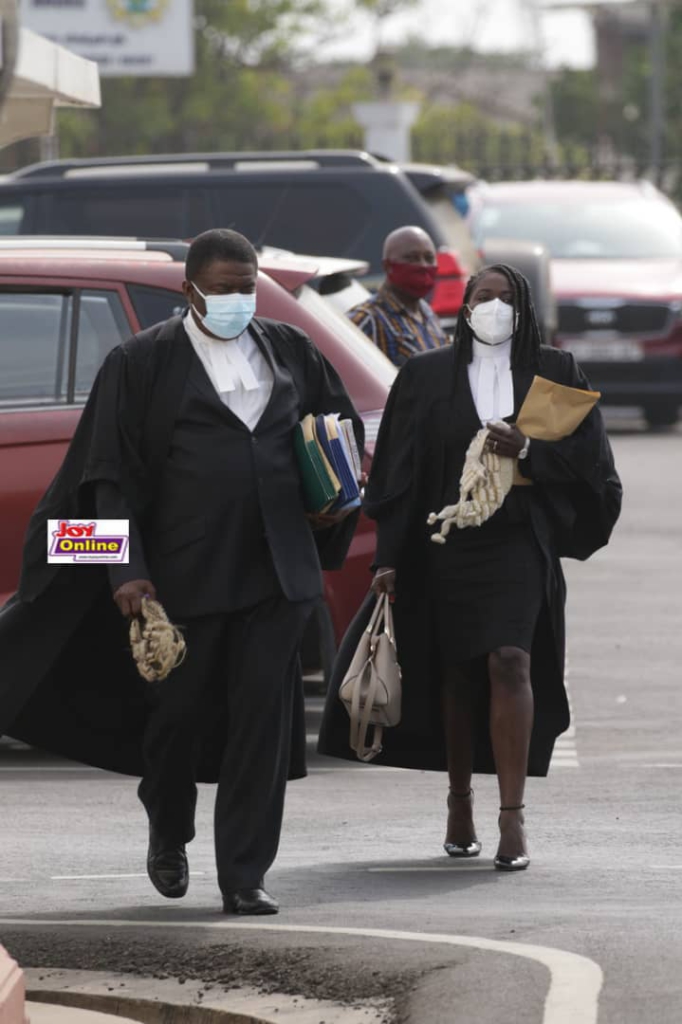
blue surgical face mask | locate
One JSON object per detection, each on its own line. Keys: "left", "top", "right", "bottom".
{"left": 191, "top": 283, "right": 256, "bottom": 340}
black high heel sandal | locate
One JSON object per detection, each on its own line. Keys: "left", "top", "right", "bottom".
{"left": 443, "top": 788, "right": 482, "bottom": 858}
{"left": 494, "top": 804, "right": 530, "bottom": 871}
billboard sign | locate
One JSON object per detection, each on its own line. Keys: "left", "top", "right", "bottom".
{"left": 20, "top": 0, "right": 195, "bottom": 77}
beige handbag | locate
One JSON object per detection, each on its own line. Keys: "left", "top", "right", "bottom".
{"left": 338, "top": 594, "right": 402, "bottom": 762}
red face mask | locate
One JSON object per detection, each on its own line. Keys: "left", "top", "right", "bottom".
{"left": 386, "top": 261, "right": 438, "bottom": 299}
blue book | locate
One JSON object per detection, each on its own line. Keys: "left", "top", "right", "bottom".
{"left": 315, "top": 414, "right": 362, "bottom": 513}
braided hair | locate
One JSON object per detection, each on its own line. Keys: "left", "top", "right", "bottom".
{"left": 454, "top": 263, "right": 542, "bottom": 369}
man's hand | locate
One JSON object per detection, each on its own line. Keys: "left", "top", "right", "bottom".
{"left": 371, "top": 567, "right": 396, "bottom": 597}
{"left": 307, "top": 507, "right": 355, "bottom": 531}
{"left": 486, "top": 421, "right": 527, "bottom": 459}
{"left": 113, "top": 579, "right": 157, "bottom": 618}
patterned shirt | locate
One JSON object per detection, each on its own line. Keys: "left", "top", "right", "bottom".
{"left": 347, "top": 283, "right": 450, "bottom": 367}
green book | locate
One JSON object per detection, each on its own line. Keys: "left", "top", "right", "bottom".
{"left": 294, "top": 413, "right": 341, "bottom": 513}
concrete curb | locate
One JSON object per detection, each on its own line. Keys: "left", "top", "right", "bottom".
{"left": 27, "top": 1004, "right": 141, "bottom": 1024}
{"left": 0, "top": 946, "right": 27, "bottom": 1024}
{"left": 28, "top": 992, "right": 267, "bottom": 1024}
{"left": 26, "top": 970, "right": 389, "bottom": 1024}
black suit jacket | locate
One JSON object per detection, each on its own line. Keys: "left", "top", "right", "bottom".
{"left": 18, "top": 315, "right": 364, "bottom": 606}
{"left": 98, "top": 318, "right": 360, "bottom": 615}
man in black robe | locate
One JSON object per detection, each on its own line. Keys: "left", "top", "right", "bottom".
{"left": 0, "top": 229, "right": 363, "bottom": 915}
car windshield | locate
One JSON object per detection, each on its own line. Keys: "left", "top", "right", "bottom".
{"left": 473, "top": 198, "right": 682, "bottom": 259}
{"left": 421, "top": 189, "right": 479, "bottom": 269}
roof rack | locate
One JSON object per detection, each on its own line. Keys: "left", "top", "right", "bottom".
{"left": 0, "top": 237, "right": 189, "bottom": 260}
{"left": 12, "top": 150, "right": 387, "bottom": 180}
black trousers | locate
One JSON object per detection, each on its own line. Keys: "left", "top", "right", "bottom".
{"left": 137, "top": 595, "right": 314, "bottom": 893}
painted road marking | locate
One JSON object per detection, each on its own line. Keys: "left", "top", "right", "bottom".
{"left": 0, "top": 919, "right": 603, "bottom": 1024}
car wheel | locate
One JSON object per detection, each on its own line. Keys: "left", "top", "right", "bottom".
{"left": 644, "top": 404, "right": 679, "bottom": 430}
{"left": 479, "top": 239, "right": 557, "bottom": 345}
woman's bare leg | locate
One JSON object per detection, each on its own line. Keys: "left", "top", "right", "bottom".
{"left": 488, "top": 646, "right": 533, "bottom": 859}
{"left": 442, "top": 668, "right": 477, "bottom": 847}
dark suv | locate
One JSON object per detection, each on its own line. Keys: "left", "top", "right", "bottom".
{"left": 0, "top": 150, "right": 474, "bottom": 326}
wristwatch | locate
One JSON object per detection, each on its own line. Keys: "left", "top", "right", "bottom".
{"left": 518, "top": 437, "right": 531, "bottom": 460}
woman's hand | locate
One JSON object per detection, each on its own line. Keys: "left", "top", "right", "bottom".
{"left": 371, "top": 567, "right": 396, "bottom": 597}
{"left": 486, "top": 421, "right": 528, "bottom": 459}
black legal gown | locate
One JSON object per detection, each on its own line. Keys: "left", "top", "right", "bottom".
{"left": 0, "top": 316, "right": 362, "bottom": 782}
{"left": 318, "top": 342, "right": 622, "bottom": 776}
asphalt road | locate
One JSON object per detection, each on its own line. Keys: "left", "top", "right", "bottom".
{"left": 1, "top": 413, "right": 680, "bottom": 1024}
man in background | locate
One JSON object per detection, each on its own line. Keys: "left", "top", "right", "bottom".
{"left": 347, "top": 226, "right": 449, "bottom": 367}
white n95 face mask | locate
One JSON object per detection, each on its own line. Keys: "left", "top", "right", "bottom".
{"left": 467, "top": 298, "right": 516, "bottom": 346}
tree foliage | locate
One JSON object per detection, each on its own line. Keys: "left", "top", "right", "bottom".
{"left": 355, "top": 0, "right": 418, "bottom": 17}
{"left": 549, "top": 8, "right": 682, "bottom": 190}
{"left": 54, "top": 0, "right": 337, "bottom": 158}
{"left": 4, "top": 1, "right": 682, "bottom": 199}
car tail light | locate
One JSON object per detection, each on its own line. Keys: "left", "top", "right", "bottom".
{"left": 360, "top": 409, "right": 383, "bottom": 462}
{"left": 431, "top": 248, "right": 467, "bottom": 317}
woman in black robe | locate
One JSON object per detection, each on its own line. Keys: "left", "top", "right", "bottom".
{"left": 318, "top": 264, "right": 622, "bottom": 871}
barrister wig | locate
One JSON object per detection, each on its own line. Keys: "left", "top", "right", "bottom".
{"left": 186, "top": 228, "right": 259, "bottom": 280}
{"left": 456, "top": 263, "right": 542, "bottom": 369}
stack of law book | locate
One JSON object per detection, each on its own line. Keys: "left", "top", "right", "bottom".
{"left": 294, "top": 413, "right": 363, "bottom": 514}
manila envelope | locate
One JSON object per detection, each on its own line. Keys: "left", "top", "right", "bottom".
{"left": 512, "top": 375, "right": 601, "bottom": 486}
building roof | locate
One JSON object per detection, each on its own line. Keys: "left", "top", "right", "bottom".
{"left": 0, "top": 28, "right": 101, "bottom": 148}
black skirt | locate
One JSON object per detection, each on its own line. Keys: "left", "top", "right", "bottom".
{"left": 427, "top": 507, "right": 545, "bottom": 664}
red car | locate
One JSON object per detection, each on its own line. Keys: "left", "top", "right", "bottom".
{"left": 0, "top": 239, "right": 395, "bottom": 679}
{"left": 469, "top": 179, "right": 682, "bottom": 428}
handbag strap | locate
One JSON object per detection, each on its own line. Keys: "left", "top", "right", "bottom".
{"left": 348, "top": 593, "right": 390, "bottom": 761}
{"left": 365, "top": 592, "right": 387, "bottom": 642}
{"left": 349, "top": 658, "right": 383, "bottom": 761}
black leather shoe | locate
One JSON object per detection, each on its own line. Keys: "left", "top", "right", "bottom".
{"left": 222, "top": 887, "right": 279, "bottom": 916}
{"left": 147, "top": 832, "right": 189, "bottom": 899}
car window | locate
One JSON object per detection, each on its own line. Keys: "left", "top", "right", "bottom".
{"left": 74, "top": 290, "right": 130, "bottom": 397}
{"left": 47, "top": 187, "right": 190, "bottom": 237}
{"left": 0, "top": 198, "right": 27, "bottom": 235}
{"left": 0, "top": 292, "right": 72, "bottom": 405}
{"left": 0, "top": 288, "right": 129, "bottom": 407}
{"left": 128, "top": 283, "right": 187, "bottom": 328}
{"left": 214, "top": 181, "right": 371, "bottom": 255}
